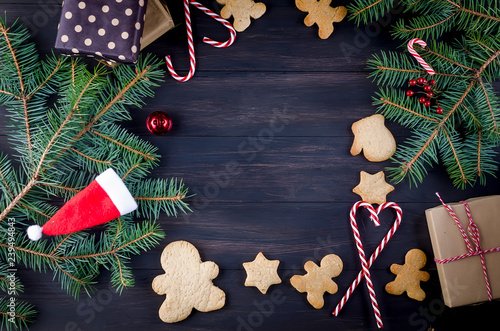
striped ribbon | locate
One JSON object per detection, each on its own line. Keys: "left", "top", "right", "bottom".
{"left": 435, "top": 193, "right": 500, "bottom": 302}
{"left": 165, "top": 0, "right": 236, "bottom": 82}
{"left": 407, "top": 38, "right": 435, "bottom": 76}
{"left": 333, "top": 201, "right": 403, "bottom": 329}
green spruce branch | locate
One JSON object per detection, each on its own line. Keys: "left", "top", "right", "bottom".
{"left": 368, "top": 37, "right": 500, "bottom": 188}
{"left": 0, "top": 17, "right": 191, "bottom": 329}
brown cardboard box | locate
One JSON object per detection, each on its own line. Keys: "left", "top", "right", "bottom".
{"left": 141, "top": 0, "right": 175, "bottom": 50}
{"left": 425, "top": 195, "right": 500, "bottom": 307}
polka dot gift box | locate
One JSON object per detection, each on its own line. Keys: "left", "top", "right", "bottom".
{"left": 55, "top": 0, "right": 148, "bottom": 64}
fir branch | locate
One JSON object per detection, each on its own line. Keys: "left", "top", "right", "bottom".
{"left": 70, "top": 147, "right": 113, "bottom": 165}
{"left": 26, "top": 57, "right": 63, "bottom": 99}
{"left": 0, "top": 297, "right": 36, "bottom": 331}
{"left": 0, "top": 18, "right": 189, "bottom": 329}
{"left": 442, "top": 127, "right": 467, "bottom": 186}
{"left": 379, "top": 97, "right": 439, "bottom": 122}
{"left": 89, "top": 129, "right": 156, "bottom": 161}
{"left": 347, "top": 0, "right": 394, "bottom": 25}
{"left": 478, "top": 79, "right": 498, "bottom": 133}
{"left": 393, "top": 0, "right": 500, "bottom": 41}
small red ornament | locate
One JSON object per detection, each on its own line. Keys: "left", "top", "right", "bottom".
{"left": 429, "top": 79, "right": 436, "bottom": 86}
{"left": 409, "top": 79, "right": 417, "bottom": 86}
{"left": 146, "top": 111, "right": 173, "bottom": 136}
{"left": 419, "top": 97, "right": 427, "bottom": 104}
{"left": 436, "top": 107, "right": 443, "bottom": 114}
{"left": 406, "top": 90, "right": 415, "bottom": 97}
{"left": 423, "top": 85, "right": 432, "bottom": 92}
{"left": 424, "top": 100, "right": 431, "bottom": 107}
{"left": 426, "top": 92, "right": 434, "bottom": 98}
{"left": 417, "top": 77, "right": 425, "bottom": 84}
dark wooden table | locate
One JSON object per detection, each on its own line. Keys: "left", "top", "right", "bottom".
{"left": 1, "top": 1, "right": 499, "bottom": 330}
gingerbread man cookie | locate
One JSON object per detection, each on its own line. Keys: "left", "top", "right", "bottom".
{"left": 295, "top": 0, "right": 347, "bottom": 39}
{"left": 152, "top": 241, "right": 226, "bottom": 323}
{"left": 385, "top": 249, "right": 430, "bottom": 301}
{"left": 290, "top": 254, "right": 343, "bottom": 309}
{"left": 217, "top": 0, "right": 266, "bottom": 32}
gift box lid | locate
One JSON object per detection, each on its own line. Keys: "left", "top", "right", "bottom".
{"left": 55, "top": 0, "right": 148, "bottom": 63}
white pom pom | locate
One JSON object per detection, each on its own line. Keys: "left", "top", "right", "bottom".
{"left": 27, "top": 225, "right": 43, "bottom": 241}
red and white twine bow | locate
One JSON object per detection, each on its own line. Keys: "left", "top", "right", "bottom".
{"left": 435, "top": 193, "right": 500, "bottom": 302}
{"left": 408, "top": 38, "right": 435, "bottom": 76}
{"left": 333, "top": 201, "right": 403, "bottom": 329}
{"left": 165, "top": 0, "right": 236, "bottom": 82}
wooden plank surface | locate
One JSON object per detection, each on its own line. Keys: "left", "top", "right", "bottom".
{"left": 1, "top": 1, "right": 499, "bottom": 331}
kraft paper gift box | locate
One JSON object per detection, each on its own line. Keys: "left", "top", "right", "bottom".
{"left": 55, "top": 0, "right": 148, "bottom": 64}
{"left": 141, "top": 0, "right": 174, "bottom": 50}
{"left": 425, "top": 195, "right": 500, "bottom": 308}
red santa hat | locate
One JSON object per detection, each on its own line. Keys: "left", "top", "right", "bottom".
{"left": 27, "top": 168, "right": 137, "bottom": 241}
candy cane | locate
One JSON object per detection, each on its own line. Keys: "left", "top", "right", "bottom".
{"left": 165, "top": 0, "right": 195, "bottom": 82}
{"left": 191, "top": 1, "right": 236, "bottom": 48}
{"left": 165, "top": 0, "right": 236, "bottom": 82}
{"left": 333, "top": 201, "right": 403, "bottom": 329}
{"left": 408, "top": 38, "right": 435, "bottom": 76}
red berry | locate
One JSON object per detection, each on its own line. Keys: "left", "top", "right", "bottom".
{"left": 409, "top": 79, "right": 417, "bottom": 86}
{"left": 429, "top": 79, "right": 436, "bottom": 86}
{"left": 436, "top": 107, "right": 443, "bottom": 114}
{"left": 424, "top": 100, "right": 431, "bottom": 107}
{"left": 406, "top": 90, "right": 415, "bottom": 97}
{"left": 419, "top": 97, "right": 427, "bottom": 104}
{"left": 417, "top": 77, "right": 425, "bottom": 84}
{"left": 424, "top": 85, "right": 432, "bottom": 92}
{"left": 426, "top": 92, "right": 434, "bottom": 98}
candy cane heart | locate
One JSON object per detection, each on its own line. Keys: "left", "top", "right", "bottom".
{"left": 333, "top": 201, "right": 403, "bottom": 329}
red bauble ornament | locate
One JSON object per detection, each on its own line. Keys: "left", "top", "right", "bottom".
{"left": 423, "top": 85, "right": 432, "bottom": 92}
{"left": 406, "top": 90, "right": 415, "bottom": 97}
{"left": 419, "top": 97, "right": 427, "bottom": 104}
{"left": 426, "top": 92, "right": 434, "bottom": 98}
{"left": 429, "top": 79, "right": 436, "bottom": 86}
{"left": 424, "top": 100, "right": 431, "bottom": 107}
{"left": 146, "top": 111, "right": 173, "bottom": 136}
{"left": 409, "top": 79, "right": 417, "bottom": 86}
{"left": 417, "top": 77, "right": 425, "bottom": 84}
{"left": 436, "top": 107, "right": 443, "bottom": 114}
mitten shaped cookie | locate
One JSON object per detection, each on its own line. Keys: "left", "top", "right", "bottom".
{"left": 290, "top": 254, "right": 343, "bottom": 309}
{"left": 385, "top": 249, "right": 430, "bottom": 301}
{"left": 217, "top": 0, "right": 266, "bottom": 32}
{"left": 350, "top": 114, "right": 396, "bottom": 162}
{"left": 152, "top": 241, "right": 226, "bottom": 323}
{"left": 296, "top": 0, "right": 347, "bottom": 39}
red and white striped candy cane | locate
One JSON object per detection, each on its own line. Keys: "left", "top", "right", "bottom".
{"left": 165, "top": 0, "right": 195, "bottom": 82}
{"left": 408, "top": 38, "right": 435, "bottom": 76}
{"left": 191, "top": 1, "right": 236, "bottom": 48}
{"left": 333, "top": 201, "right": 403, "bottom": 329}
{"left": 165, "top": 0, "right": 236, "bottom": 82}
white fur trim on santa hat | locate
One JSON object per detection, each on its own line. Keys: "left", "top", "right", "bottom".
{"left": 95, "top": 168, "right": 138, "bottom": 216}
{"left": 27, "top": 225, "right": 43, "bottom": 241}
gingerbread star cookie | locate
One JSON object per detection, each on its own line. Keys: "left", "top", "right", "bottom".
{"left": 243, "top": 252, "right": 281, "bottom": 294}
{"left": 290, "top": 254, "right": 343, "bottom": 309}
{"left": 353, "top": 171, "right": 394, "bottom": 205}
